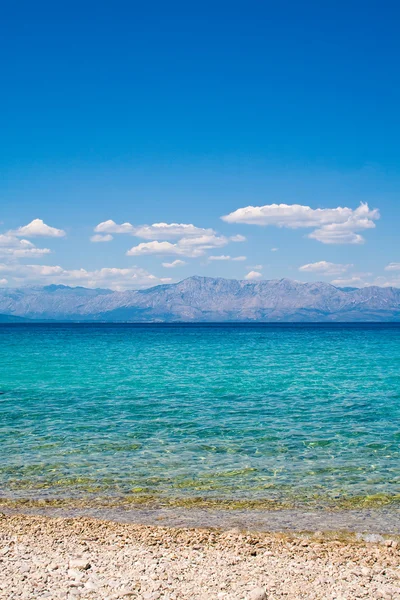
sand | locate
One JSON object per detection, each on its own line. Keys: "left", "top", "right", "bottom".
{"left": 0, "top": 512, "right": 399, "bottom": 599}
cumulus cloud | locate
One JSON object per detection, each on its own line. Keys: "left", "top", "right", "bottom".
{"left": 0, "top": 235, "right": 23, "bottom": 248}
{"left": 135, "top": 223, "right": 216, "bottom": 240}
{"left": 0, "top": 263, "right": 170, "bottom": 291}
{"left": 0, "top": 221, "right": 65, "bottom": 263}
{"left": 95, "top": 219, "right": 247, "bottom": 257}
{"left": 127, "top": 241, "right": 185, "bottom": 257}
{"left": 208, "top": 255, "right": 247, "bottom": 261}
{"left": 299, "top": 261, "right": 352, "bottom": 275}
{"left": 11, "top": 219, "right": 66, "bottom": 238}
{"left": 0, "top": 235, "right": 51, "bottom": 259}
{"left": 0, "top": 278, "right": 7, "bottom": 285}
{"left": 222, "top": 201, "right": 377, "bottom": 228}
{"left": 90, "top": 234, "right": 113, "bottom": 243}
{"left": 245, "top": 270, "right": 263, "bottom": 280}
{"left": 94, "top": 220, "right": 135, "bottom": 234}
{"left": 178, "top": 234, "right": 228, "bottom": 249}
{"left": 222, "top": 202, "right": 379, "bottom": 244}
{"left": 373, "top": 275, "right": 400, "bottom": 288}
{"left": 0, "top": 246, "right": 51, "bottom": 259}
{"left": 94, "top": 220, "right": 215, "bottom": 240}
{"left": 308, "top": 212, "right": 376, "bottom": 244}
{"left": 331, "top": 276, "right": 368, "bottom": 288}
{"left": 385, "top": 263, "right": 400, "bottom": 271}
{"left": 162, "top": 260, "right": 186, "bottom": 268}
{"left": 126, "top": 234, "right": 230, "bottom": 257}
{"left": 309, "top": 229, "right": 361, "bottom": 244}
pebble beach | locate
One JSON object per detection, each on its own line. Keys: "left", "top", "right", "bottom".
{"left": 1, "top": 513, "right": 399, "bottom": 600}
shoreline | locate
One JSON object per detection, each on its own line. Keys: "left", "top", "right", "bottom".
{"left": 1, "top": 513, "right": 399, "bottom": 599}
{"left": 1, "top": 495, "right": 400, "bottom": 536}
{"left": 2, "top": 504, "right": 400, "bottom": 537}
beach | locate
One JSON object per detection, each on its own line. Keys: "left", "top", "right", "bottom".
{"left": 1, "top": 513, "right": 399, "bottom": 600}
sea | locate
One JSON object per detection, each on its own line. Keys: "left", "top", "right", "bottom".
{"left": 1, "top": 323, "right": 400, "bottom": 532}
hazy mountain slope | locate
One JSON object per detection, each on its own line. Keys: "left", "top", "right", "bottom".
{"left": 0, "top": 313, "right": 31, "bottom": 322}
{"left": 0, "top": 277, "right": 400, "bottom": 321}
{"left": 0, "top": 285, "right": 112, "bottom": 320}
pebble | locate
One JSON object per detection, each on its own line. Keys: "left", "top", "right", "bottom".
{"left": 69, "top": 558, "right": 91, "bottom": 570}
{"left": 0, "top": 514, "right": 398, "bottom": 600}
{"left": 248, "top": 587, "right": 268, "bottom": 600}
{"left": 68, "top": 568, "right": 84, "bottom": 579}
{"left": 19, "top": 563, "right": 30, "bottom": 574}
{"left": 84, "top": 580, "right": 99, "bottom": 590}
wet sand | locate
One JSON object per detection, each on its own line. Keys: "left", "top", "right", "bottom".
{"left": 1, "top": 512, "right": 399, "bottom": 599}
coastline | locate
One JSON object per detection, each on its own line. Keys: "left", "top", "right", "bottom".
{"left": 2, "top": 503, "right": 400, "bottom": 537}
{"left": 2, "top": 494, "right": 400, "bottom": 536}
{"left": 1, "top": 512, "right": 399, "bottom": 599}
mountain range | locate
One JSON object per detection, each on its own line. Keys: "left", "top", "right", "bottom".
{"left": 1, "top": 276, "right": 400, "bottom": 322}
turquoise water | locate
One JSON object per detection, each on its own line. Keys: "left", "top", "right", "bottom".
{"left": 1, "top": 323, "right": 400, "bottom": 508}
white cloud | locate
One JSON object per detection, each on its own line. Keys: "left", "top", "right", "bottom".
{"left": 0, "top": 234, "right": 24, "bottom": 247}
{"left": 308, "top": 210, "right": 377, "bottom": 244}
{"left": 11, "top": 219, "right": 66, "bottom": 238}
{"left": 0, "top": 247, "right": 51, "bottom": 259}
{"left": 222, "top": 201, "right": 377, "bottom": 228}
{"left": 245, "top": 270, "right": 263, "bottom": 280}
{"left": 127, "top": 241, "right": 186, "bottom": 257}
{"left": 308, "top": 229, "right": 362, "bottom": 245}
{"left": 247, "top": 264, "right": 263, "bottom": 270}
{"left": 373, "top": 275, "right": 400, "bottom": 288}
{"left": 0, "top": 278, "right": 7, "bottom": 285}
{"left": 177, "top": 234, "right": 227, "bottom": 248}
{"left": 0, "top": 263, "right": 170, "bottom": 291}
{"left": 385, "top": 263, "right": 400, "bottom": 271}
{"left": 0, "top": 234, "right": 51, "bottom": 259}
{"left": 208, "top": 255, "right": 247, "bottom": 261}
{"left": 222, "top": 202, "right": 379, "bottom": 244}
{"left": 90, "top": 234, "right": 113, "bottom": 243}
{"left": 331, "top": 276, "right": 367, "bottom": 288}
{"left": 94, "top": 220, "right": 135, "bottom": 234}
{"left": 126, "top": 234, "right": 230, "bottom": 258}
{"left": 134, "top": 223, "right": 215, "bottom": 240}
{"left": 271, "top": 247, "right": 279, "bottom": 252}
{"left": 299, "top": 261, "right": 352, "bottom": 276}
{"left": 209, "top": 255, "right": 231, "bottom": 261}
{"left": 95, "top": 219, "right": 247, "bottom": 257}
{"left": 94, "top": 220, "right": 215, "bottom": 240}
{"left": 162, "top": 260, "right": 186, "bottom": 268}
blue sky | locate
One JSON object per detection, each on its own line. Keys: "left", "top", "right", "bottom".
{"left": 1, "top": 1, "right": 400, "bottom": 290}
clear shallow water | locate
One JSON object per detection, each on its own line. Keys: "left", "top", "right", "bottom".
{"left": 1, "top": 323, "right": 400, "bottom": 509}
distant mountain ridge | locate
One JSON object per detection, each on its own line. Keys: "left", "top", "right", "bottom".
{"left": 1, "top": 276, "right": 400, "bottom": 322}
{"left": 0, "top": 313, "right": 31, "bottom": 323}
